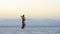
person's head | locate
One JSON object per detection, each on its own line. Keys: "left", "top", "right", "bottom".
{"left": 23, "top": 15, "right": 25, "bottom": 16}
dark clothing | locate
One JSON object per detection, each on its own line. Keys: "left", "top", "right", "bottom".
{"left": 21, "top": 15, "right": 26, "bottom": 29}
{"left": 22, "top": 16, "right": 25, "bottom": 21}
{"left": 21, "top": 22, "right": 25, "bottom": 29}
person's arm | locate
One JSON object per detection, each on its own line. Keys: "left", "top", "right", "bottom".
{"left": 21, "top": 16, "right": 23, "bottom": 17}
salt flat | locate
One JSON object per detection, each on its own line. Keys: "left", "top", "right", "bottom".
{"left": 0, "top": 27, "right": 60, "bottom": 34}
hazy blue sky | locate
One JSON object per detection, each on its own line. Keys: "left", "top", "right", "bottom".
{"left": 0, "top": 0, "right": 60, "bottom": 19}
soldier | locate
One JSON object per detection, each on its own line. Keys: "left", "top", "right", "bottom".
{"left": 21, "top": 15, "right": 26, "bottom": 29}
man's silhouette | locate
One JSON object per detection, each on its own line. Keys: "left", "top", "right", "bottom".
{"left": 21, "top": 15, "right": 26, "bottom": 29}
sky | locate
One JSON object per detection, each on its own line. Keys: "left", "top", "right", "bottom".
{"left": 0, "top": 0, "right": 60, "bottom": 19}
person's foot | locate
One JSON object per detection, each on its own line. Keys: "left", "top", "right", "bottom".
{"left": 21, "top": 26, "right": 24, "bottom": 29}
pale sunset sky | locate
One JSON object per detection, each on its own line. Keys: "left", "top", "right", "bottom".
{"left": 0, "top": 0, "right": 60, "bottom": 19}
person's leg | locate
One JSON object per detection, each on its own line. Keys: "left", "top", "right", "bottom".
{"left": 21, "top": 21, "right": 25, "bottom": 29}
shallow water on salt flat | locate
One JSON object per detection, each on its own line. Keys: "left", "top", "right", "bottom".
{"left": 0, "top": 27, "right": 60, "bottom": 34}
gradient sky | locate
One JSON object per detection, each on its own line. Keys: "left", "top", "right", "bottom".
{"left": 0, "top": 0, "right": 60, "bottom": 19}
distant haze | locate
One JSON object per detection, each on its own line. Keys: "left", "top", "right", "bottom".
{"left": 0, "top": 18, "right": 60, "bottom": 27}
{"left": 0, "top": 0, "right": 60, "bottom": 18}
